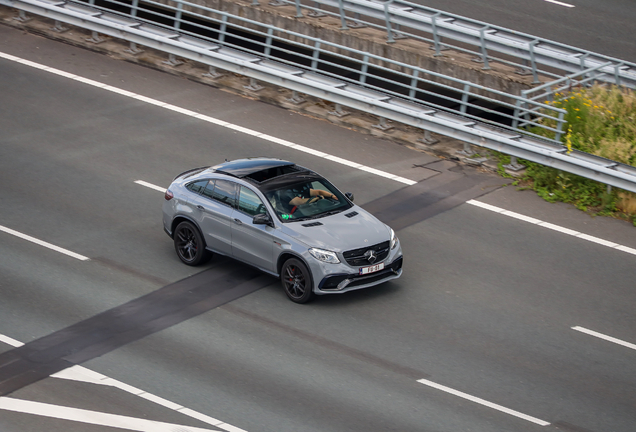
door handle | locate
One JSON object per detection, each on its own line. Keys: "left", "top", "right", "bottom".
{"left": 233, "top": 218, "right": 243, "bottom": 225}
{"left": 197, "top": 205, "right": 205, "bottom": 210}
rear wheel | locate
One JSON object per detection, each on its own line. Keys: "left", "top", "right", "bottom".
{"left": 173, "top": 221, "right": 212, "bottom": 266}
{"left": 281, "top": 258, "right": 314, "bottom": 303}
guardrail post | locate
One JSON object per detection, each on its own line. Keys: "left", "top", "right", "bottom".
{"left": 130, "top": 0, "right": 138, "bottom": 18}
{"left": 174, "top": 0, "right": 183, "bottom": 31}
{"left": 13, "top": 10, "right": 31, "bottom": 22}
{"left": 265, "top": 28, "right": 274, "bottom": 57}
{"left": 504, "top": 156, "right": 526, "bottom": 171}
{"left": 528, "top": 40, "right": 540, "bottom": 84}
{"left": 287, "top": 91, "right": 306, "bottom": 104}
{"left": 512, "top": 98, "right": 522, "bottom": 129}
{"left": 202, "top": 66, "right": 223, "bottom": 79}
{"left": 294, "top": 0, "right": 303, "bottom": 18}
{"left": 329, "top": 104, "right": 350, "bottom": 117}
{"left": 338, "top": 0, "right": 349, "bottom": 30}
{"left": 219, "top": 15, "right": 228, "bottom": 44}
{"left": 307, "top": 2, "right": 327, "bottom": 17}
{"left": 409, "top": 70, "right": 419, "bottom": 100}
{"left": 472, "top": 27, "right": 491, "bottom": 70}
{"left": 417, "top": 130, "right": 439, "bottom": 145}
{"left": 311, "top": 41, "right": 321, "bottom": 71}
{"left": 555, "top": 111, "right": 566, "bottom": 142}
{"left": 360, "top": 55, "right": 369, "bottom": 84}
{"left": 460, "top": 84, "right": 470, "bottom": 114}
{"left": 430, "top": 14, "right": 448, "bottom": 56}
{"left": 383, "top": 1, "right": 395, "bottom": 43}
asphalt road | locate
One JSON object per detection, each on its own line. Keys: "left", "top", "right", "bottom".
{"left": 419, "top": 0, "right": 636, "bottom": 63}
{"left": 1, "top": 25, "right": 636, "bottom": 432}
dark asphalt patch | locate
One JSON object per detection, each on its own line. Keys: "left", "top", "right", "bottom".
{"left": 363, "top": 160, "right": 511, "bottom": 231}
{"left": 0, "top": 260, "right": 274, "bottom": 396}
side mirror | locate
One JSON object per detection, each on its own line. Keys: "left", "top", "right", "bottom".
{"left": 253, "top": 213, "right": 274, "bottom": 228}
{"left": 345, "top": 192, "right": 354, "bottom": 202}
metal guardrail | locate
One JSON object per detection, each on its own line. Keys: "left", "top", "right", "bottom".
{"left": 262, "top": 0, "right": 636, "bottom": 89}
{"left": 3, "top": 0, "right": 636, "bottom": 194}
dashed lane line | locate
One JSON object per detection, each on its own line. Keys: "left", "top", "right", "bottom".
{"left": 466, "top": 200, "right": 636, "bottom": 257}
{"left": 0, "top": 334, "right": 246, "bottom": 432}
{"left": 417, "top": 378, "right": 551, "bottom": 426}
{"left": 572, "top": 326, "right": 636, "bottom": 352}
{"left": 0, "top": 51, "right": 416, "bottom": 186}
{"left": 0, "top": 224, "right": 90, "bottom": 261}
{"left": 544, "top": 0, "right": 575, "bottom": 7}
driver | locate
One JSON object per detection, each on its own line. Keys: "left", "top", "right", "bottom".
{"left": 289, "top": 188, "right": 338, "bottom": 207}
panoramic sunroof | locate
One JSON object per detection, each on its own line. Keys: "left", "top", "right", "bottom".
{"left": 244, "top": 164, "right": 302, "bottom": 183}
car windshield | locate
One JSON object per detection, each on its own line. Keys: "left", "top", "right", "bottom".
{"left": 263, "top": 178, "right": 352, "bottom": 222}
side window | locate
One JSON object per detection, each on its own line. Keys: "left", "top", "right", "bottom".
{"left": 237, "top": 186, "right": 266, "bottom": 217}
{"left": 211, "top": 179, "right": 237, "bottom": 207}
{"left": 201, "top": 180, "right": 216, "bottom": 199}
{"left": 186, "top": 180, "right": 209, "bottom": 194}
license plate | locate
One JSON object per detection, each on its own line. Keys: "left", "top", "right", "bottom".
{"left": 359, "top": 262, "right": 384, "bottom": 275}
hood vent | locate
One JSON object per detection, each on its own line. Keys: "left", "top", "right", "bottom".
{"left": 344, "top": 211, "right": 359, "bottom": 218}
{"left": 301, "top": 221, "right": 324, "bottom": 227}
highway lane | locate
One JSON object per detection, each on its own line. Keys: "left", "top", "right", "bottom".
{"left": 1, "top": 26, "right": 636, "bottom": 432}
{"left": 418, "top": 0, "right": 636, "bottom": 62}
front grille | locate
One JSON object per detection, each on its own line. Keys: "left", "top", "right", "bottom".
{"left": 342, "top": 241, "right": 390, "bottom": 266}
{"left": 319, "top": 256, "right": 403, "bottom": 290}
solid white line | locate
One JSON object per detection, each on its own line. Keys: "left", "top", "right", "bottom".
{"left": 0, "top": 224, "right": 90, "bottom": 261}
{"left": 572, "top": 326, "right": 636, "bottom": 351}
{"left": 0, "top": 333, "right": 247, "bottom": 431}
{"left": 0, "top": 397, "right": 218, "bottom": 432}
{"left": 134, "top": 180, "right": 167, "bottom": 193}
{"left": 544, "top": 0, "right": 575, "bottom": 7}
{"left": 0, "top": 51, "right": 416, "bottom": 186}
{"left": 466, "top": 200, "right": 636, "bottom": 258}
{"left": 417, "top": 379, "right": 550, "bottom": 426}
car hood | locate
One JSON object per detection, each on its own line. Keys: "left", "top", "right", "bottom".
{"left": 281, "top": 206, "right": 390, "bottom": 252}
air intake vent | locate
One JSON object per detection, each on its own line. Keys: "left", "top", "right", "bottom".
{"left": 344, "top": 211, "right": 359, "bottom": 218}
{"left": 302, "top": 222, "right": 324, "bottom": 227}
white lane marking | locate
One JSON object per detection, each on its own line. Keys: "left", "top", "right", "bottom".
{"left": 0, "top": 397, "right": 220, "bottom": 432}
{"left": 0, "top": 334, "right": 246, "bottom": 432}
{"left": 466, "top": 200, "right": 636, "bottom": 257}
{"left": 0, "top": 51, "right": 416, "bottom": 186}
{"left": 417, "top": 379, "right": 551, "bottom": 426}
{"left": 544, "top": 0, "right": 575, "bottom": 7}
{"left": 572, "top": 326, "right": 636, "bottom": 351}
{"left": 134, "top": 180, "right": 167, "bottom": 192}
{"left": 0, "top": 224, "right": 90, "bottom": 261}
{"left": 0, "top": 334, "right": 24, "bottom": 347}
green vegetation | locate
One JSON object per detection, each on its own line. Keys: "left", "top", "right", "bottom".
{"left": 510, "top": 85, "right": 636, "bottom": 225}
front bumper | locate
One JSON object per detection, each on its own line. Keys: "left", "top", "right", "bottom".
{"left": 314, "top": 255, "right": 403, "bottom": 295}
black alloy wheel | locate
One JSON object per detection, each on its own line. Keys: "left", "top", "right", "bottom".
{"left": 174, "top": 221, "right": 212, "bottom": 266}
{"left": 281, "top": 258, "right": 314, "bottom": 303}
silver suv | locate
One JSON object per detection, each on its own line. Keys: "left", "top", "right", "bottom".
{"left": 162, "top": 158, "right": 403, "bottom": 303}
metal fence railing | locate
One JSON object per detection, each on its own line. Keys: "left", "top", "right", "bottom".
{"left": 254, "top": 0, "right": 636, "bottom": 89}
{"left": 3, "top": 0, "right": 636, "bottom": 193}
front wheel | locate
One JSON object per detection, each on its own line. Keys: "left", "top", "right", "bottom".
{"left": 173, "top": 221, "right": 212, "bottom": 266}
{"left": 281, "top": 258, "right": 314, "bottom": 303}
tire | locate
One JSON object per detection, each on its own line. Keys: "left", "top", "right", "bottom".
{"left": 281, "top": 258, "right": 314, "bottom": 303}
{"left": 173, "top": 221, "right": 212, "bottom": 266}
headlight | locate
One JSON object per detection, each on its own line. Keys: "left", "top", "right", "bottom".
{"left": 390, "top": 228, "right": 399, "bottom": 250}
{"left": 309, "top": 247, "right": 340, "bottom": 264}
